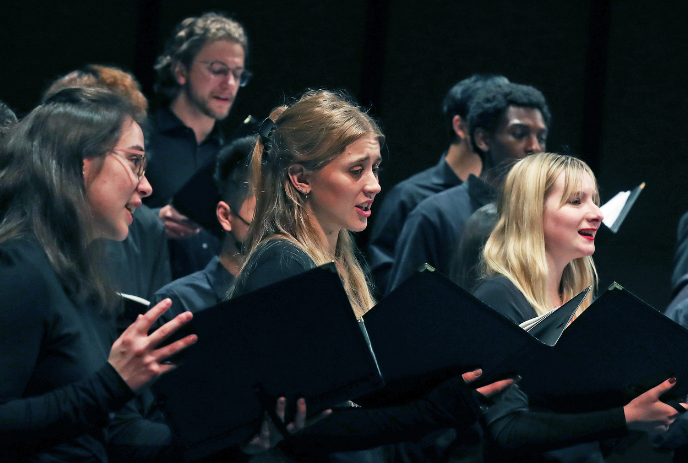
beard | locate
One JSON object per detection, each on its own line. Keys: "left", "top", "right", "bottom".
{"left": 183, "top": 82, "right": 232, "bottom": 121}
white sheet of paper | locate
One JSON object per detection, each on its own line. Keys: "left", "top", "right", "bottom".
{"left": 601, "top": 190, "right": 630, "bottom": 228}
{"left": 118, "top": 292, "right": 151, "bottom": 306}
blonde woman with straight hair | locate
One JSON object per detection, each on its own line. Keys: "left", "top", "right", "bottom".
{"left": 473, "top": 153, "right": 684, "bottom": 463}
{"left": 229, "top": 89, "right": 517, "bottom": 459}
{"left": 481, "top": 152, "right": 598, "bottom": 318}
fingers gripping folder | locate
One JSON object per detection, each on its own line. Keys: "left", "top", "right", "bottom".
{"left": 154, "top": 264, "right": 688, "bottom": 460}
{"left": 153, "top": 263, "right": 383, "bottom": 461}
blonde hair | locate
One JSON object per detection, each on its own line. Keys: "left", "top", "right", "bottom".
{"left": 482, "top": 153, "right": 599, "bottom": 316}
{"left": 237, "top": 90, "right": 383, "bottom": 318}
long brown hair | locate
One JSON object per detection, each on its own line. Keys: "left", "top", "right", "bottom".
{"left": 238, "top": 89, "right": 383, "bottom": 317}
{"left": 0, "top": 87, "right": 139, "bottom": 310}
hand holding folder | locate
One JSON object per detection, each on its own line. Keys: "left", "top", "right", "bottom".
{"left": 154, "top": 264, "right": 383, "bottom": 460}
{"left": 152, "top": 264, "right": 688, "bottom": 460}
{"left": 624, "top": 379, "right": 687, "bottom": 436}
{"left": 358, "top": 268, "right": 688, "bottom": 414}
{"left": 241, "top": 397, "right": 332, "bottom": 455}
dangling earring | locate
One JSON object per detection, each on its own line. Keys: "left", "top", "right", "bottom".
{"left": 297, "top": 186, "right": 309, "bottom": 200}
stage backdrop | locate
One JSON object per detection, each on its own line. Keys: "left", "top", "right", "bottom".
{"left": 2, "top": 0, "right": 687, "bottom": 313}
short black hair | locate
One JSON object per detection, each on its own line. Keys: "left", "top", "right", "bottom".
{"left": 214, "top": 135, "right": 256, "bottom": 213}
{"left": 468, "top": 83, "right": 551, "bottom": 156}
{"left": 442, "top": 74, "right": 510, "bottom": 142}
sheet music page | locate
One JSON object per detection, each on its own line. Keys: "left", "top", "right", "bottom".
{"left": 601, "top": 190, "right": 630, "bottom": 228}
{"left": 519, "top": 309, "right": 556, "bottom": 331}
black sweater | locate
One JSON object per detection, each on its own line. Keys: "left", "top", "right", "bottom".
{"left": 0, "top": 239, "right": 135, "bottom": 462}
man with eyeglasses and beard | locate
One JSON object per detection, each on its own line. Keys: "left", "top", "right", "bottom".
{"left": 146, "top": 12, "right": 252, "bottom": 280}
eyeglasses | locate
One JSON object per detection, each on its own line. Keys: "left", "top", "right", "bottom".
{"left": 234, "top": 211, "right": 252, "bottom": 227}
{"left": 109, "top": 147, "right": 147, "bottom": 180}
{"left": 199, "top": 60, "right": 252, "bottom": 87}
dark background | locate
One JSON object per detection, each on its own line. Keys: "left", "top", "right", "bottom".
{"left": 2, "top": 0, "right": 687, "bottom": 312}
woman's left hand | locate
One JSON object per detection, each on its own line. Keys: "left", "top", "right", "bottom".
{"left": 625, "top": 378, "right": 688, "bottom": 436}
{"left": 108, "top": 299, "right": 197, "bottom": 393}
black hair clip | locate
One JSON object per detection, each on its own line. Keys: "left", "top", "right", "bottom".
{"left": 258, "top": 117, "right": 277, "bottom": 162}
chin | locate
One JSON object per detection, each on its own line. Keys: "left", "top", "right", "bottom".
{"left": 209, "top": 106, "right": 231, "bottom": 120}
{"left": 348, "top": 221, "right": 368, "bottom": 233}
{"left": 574, "top": 249, "right": 595, "bottom": 260}
{"left": 110, "top": 222, "right": 131, "bottom": 241}
{"left": 110, "top": 230, "right": 129, "bottom": 242}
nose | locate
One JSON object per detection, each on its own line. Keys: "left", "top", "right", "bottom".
{"left": 588, "top": 202, "right": 604, "bottom": 224}
{"left": 222, "top": 73, "right": 239, "bottom": 88}
{"left": 525, "top": 135, "right": 544, "bottom": 155}
{"left": 137, "top": 174, "right": 153, "bottom": 198}
{"left": 364, "top": 172, "right": 382, "bottom": 197}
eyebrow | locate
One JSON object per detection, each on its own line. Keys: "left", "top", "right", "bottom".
{"left": 206, "top": 60, "right": 244, "bottom": 69}
{"left": 349, "top": 155, "right": 382, "bottom": 165}
{"left": 129, "top": 145, "right": 145, "bottom": 152}
{"left": 508, "top": 122, "right": 547, "bottom": 131}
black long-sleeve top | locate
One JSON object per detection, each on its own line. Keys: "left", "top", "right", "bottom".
{"left": 0, "top": 239, "right": 135, "bottom": 462}
{"left": 473, "top": 275, "right": 628, "bottom": 463}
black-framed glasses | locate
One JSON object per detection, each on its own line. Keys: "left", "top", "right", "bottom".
{"left": 110, "top": 147, "right": 147, "bottom": 180}
{"left": 234, "top": 211, "right": 252, "bottom": 226}
{"left": 199, "top": 60, "right": 252, "bottom": 87}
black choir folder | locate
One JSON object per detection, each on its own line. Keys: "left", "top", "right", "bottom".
{"left": 514, "top": 281, "right": 688, "bottom": 413}
{"left": 154, "top": 264, "right": 688, "bottom": 461}
{"left": 171, "top": 158, "right": 221, "bottom": 235}
{"left": 356, "top": 268, "right": 589, "bottom": 408}
{"left": 360, "top": 268, "right": 688, "bottom": 412}
{"left": 154, "top": 263, "right": 383, "bottom": 461}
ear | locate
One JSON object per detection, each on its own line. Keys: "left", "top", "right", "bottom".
{"left": 173, "top": 61, "right": 188, "bottom": 86}
{"left": 216, "top": 201, "right": 233, "bottom": 232}
{"left": 287, "top": 164, "right": 311, "bottom": 194}
{"left": 452, "top": 115, "right": 468, "bottom": 141}
{"left": 474, "top": 128, "right": 491, "bottom": 153}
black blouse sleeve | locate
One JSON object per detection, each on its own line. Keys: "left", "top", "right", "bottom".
{"left": 0, "top": 241, "right": 135, "bottom": 457}
{"left": 483, "top": 385, "right": 626, "bottom": 454}
{"left": 0, "top": 363, "right": 134, "bottom": 455}
{"left": 472, "top": 275, "right": 628, "bottom": 458}
{"left": 279, "top": 375, "right": 481, "bottom": 460}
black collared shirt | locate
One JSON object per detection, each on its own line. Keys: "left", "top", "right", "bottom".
{"left": 144, "top": 107, "right": 225, "bottom": 208}
{"left": 367, "top": 154, "right": 462, "bottom": 294}
{"left": 387, "top": 175, "right": 496, "bottom": 293}
{"left": 143, "top": 107, "right": 224, "bottom": 280}
{"left": 152, "top": 256, "right": 234, "bottom": 317}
